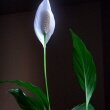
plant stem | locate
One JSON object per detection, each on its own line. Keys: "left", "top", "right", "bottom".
{"left": 86, "top": 91, "right": 88, "bottom": 110}
{"left": 86, "top": 103, "right": 88, "bottom": 110}
{"left": 44, "top": 33, "right": 51, "bottom": 110}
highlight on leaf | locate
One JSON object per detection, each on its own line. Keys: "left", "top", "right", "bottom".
{"left": 0, "top": 80, "right": 49, "bottom": 110}
{"left": 8, "top": 88, "right": 45, "bottom": 110}
{"left": 70, "top": 29, "right": 96, "bottom": 109}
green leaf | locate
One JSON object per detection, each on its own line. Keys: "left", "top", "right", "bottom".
{"left": 0, "top": 80, "right": 48, "bottom": 110}
{"left": 70, "top": 29, "right": 96, "bottom": 106}
{"left": 8, "top": 88, "right": 44, "bottom": 110}
{"left": 72, "top": 103, "right": 94, "bottom": 110}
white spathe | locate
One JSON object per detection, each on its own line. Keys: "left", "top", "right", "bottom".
{"left": 34, "top": 0, "right": 55, "bottom": 47}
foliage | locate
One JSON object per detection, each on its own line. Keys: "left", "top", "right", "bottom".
{"left": 0, "top": 80, "right": 49, "bottom": 110}
{"left": 72, "top": 103, "right": 94, "bottom": 110}
{"left": 70, "top": 29, "right": 96, "bottom": 110}
{"left": 0, "top": 29, "right": 97, "bottom": 110}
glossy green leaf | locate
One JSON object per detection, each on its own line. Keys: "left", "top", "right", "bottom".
{"left": 70, "top": 29, "right": 96, "bottom": 107}
{"left": 8, "top": 88, "right": 45, "bottom": 110}
{"left": 72, "top": 103, "right": 94, "bottom": 110}
{"left": 0, "top": 80, "right": 48, "bottom": 110}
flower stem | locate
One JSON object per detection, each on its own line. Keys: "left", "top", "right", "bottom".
{"left": 86, "top": 103, "right": 88, "bottom": 110}
{"left": 86, "top": 91, "right": 88, "bottom": 110}
{"left": 43, "top": 33, "right": 51, "bottom": 110}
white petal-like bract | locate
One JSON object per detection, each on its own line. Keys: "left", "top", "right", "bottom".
{"left": 34, "top": 0, "right": 55, "bottom": 47}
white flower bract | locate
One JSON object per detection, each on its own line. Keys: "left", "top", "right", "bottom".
{"left": 34, "top": 0, "right": 55, "bottom": 47}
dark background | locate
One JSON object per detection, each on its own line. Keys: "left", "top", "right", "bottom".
{"left": 0, "top": 0, "right": 109, "bottom": 110}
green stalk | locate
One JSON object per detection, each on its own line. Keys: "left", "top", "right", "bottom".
{"left": 84, "top": 65, "right": 88, "bottom": 110}
{"left": 86, "top": 94, "right": 88, "bottom": 110}
{"left": 43, "top": 33, "right": 51, "bottom": 110}
{"left": 85, "top": 88, "right": 88, "bottom": 110}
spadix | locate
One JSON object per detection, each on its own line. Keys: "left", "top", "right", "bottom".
{"left": 34, "top": 0, "right": 55, "bottom": 47}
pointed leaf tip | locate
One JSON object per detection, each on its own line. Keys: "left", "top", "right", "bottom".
{"left": 70, "top": 29, "right": 96, "bottom": 106}
{"left": 8, "top": 88, "right": 45, "bottom": 110}
{"left": 0, "top": 80, "right": 49, "bottom": 110}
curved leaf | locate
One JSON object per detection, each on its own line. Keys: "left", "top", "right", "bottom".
{"left": 0, "top": 80, "right": 48, "bottom": 110}
{"left": 72, "top": 103, "right": 94, "bottom": 110}
{"left": 70, "top": 29, "right": 96, "bottom": 106}
{"left": 9, "top": 88, "right": 44, "bottom": 110}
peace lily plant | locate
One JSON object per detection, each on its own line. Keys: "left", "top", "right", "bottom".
{"left": 0, "top": 0, "right": 96, "bottom": 110}
{"left": 34, "top": 0, "right": 55, "bottom": 109}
